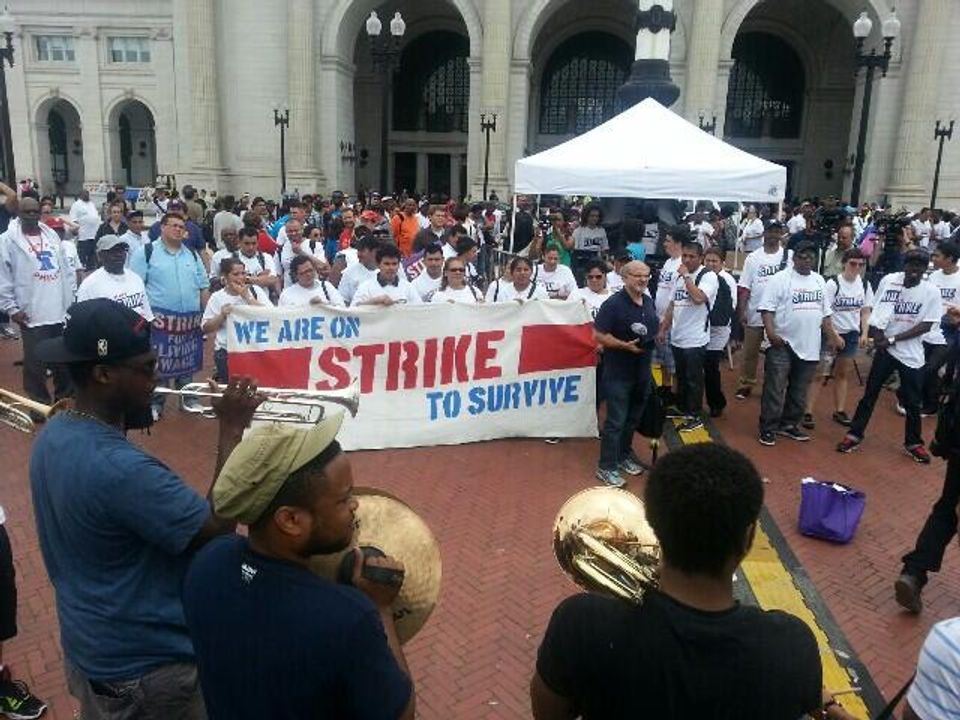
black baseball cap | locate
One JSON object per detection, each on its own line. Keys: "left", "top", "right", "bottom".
{"left": 37, "top": 299, "right": 151, "bottom": 364}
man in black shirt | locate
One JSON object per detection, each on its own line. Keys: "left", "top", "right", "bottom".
{"left": 531, "top": 443, "right": 854, "bottom": 720}
{"left": 592, "top": 261, "right": 658, "bottom": 487}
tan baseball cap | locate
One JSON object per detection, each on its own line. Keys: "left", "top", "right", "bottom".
{"left": 213, "top": 410, "right": 345, "bottom": 525}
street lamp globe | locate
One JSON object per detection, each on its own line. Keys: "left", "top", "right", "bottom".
{"left": 389, "top": 11, "right": 406, "bottom": 37}
{"left": 365, "top": 11, "right": 382, "bottom": 37}
{"left": 852, "top": 11, "right": 872, "bottom": 39}
{"left": 0, "top": 7, "right": 13, "bottom": 37}
{"left": 881, "top": 10, "right": 901, "bottom": 40}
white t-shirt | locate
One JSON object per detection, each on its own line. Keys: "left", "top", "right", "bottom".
{"left": 569, "top": 286, "right": 612, "bottom": 320}
{"left": 120, "top": 230, "right": 149, "bottom": 266}
{"left": 61, "top": 239, "right": 81, "bottom": 279}
{"left": 922, "top": 269, "right": 960, "bottom": 345}
{"left": 786, "top": 214, "right": 807, "bottom": 235}
{"left": 606, "top": 270, "right": 624, "bottom": 292}
{"left": 934, "top": 220, "right": 953, "bottom": 242}
{"left": 431, "top": 286, "right": 483, "bottom": 304}
{"left": 352, "top": 276, "right": 422, "bottom": 306}
{"left": 412, "top": 271, "right": 442, "bottom": 302}
{"left": 907, "top": 617, "right": 960, "bottom": 720}
{"left": 870, "top": 272, "right": 943, "bottom": 368}
{"left": 911, "top": 219, "right": 932, "bottom": 248}
{"left": 669, "top": 267, "right": 719, "bottom": 349}
{"left": 655, "top": 255, "right": 682, "bottom": 319}
{"left": 757, "top": 269, "right": 832, "bottom": 362}
{"left": 572, "top": 226, "right": 608, "bottom": 253}
{"left": 338, "top": 262, "right": 378, "bottom": 305}
{"left": 535, "top": 263, "right": 577, "bottom": 299}
{"left": 707, "top": 270, "right": 739, "bottom": 351}
{"left": 278, "top": 280, "right": 344, "bottom": 308}
{"left": 277, "top": 242, "right": 324, "bottom": 281}
{"left": 69, "top": 199, "right": 101, "bottom": 240}
{"left": 441, "top": 243, "right": 458, "bottom": 260}
{"left": 337, "top": 247, "right": 359, "bottom": 267}
{"left": 202, "top": 287, "right": 268, "bottom": 350}
{"left": 739, "top": 218, "right": 764, "bottom": 252}
{"left": 237, "top": 251, "right": 276, "bottom": 278}
{"left": 826, "top": 275, "right": 873, "bottom": 335}
{"left": 739, "top": 246, "right": 791, "bottom": 327}
{"left": 691, "top": 221, "right": 714, "bottom": 246}
{"left": 485, "top": 279, "right": 549, "bottom": 303}
{"left": 76, "top": 268, "right": 154, "bottom": 320}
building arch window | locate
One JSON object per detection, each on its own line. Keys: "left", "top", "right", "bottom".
{"left": 48, "top": 109, "right": 68, "bottom": 184}
{"left": 538, "top": 32, "right": 632, "bottom": 136}
{"left": 725, "top": 32, "right": 805, "bottom": 139}
{"left": 392, "top": 31, "right": 469, "bottom": 133}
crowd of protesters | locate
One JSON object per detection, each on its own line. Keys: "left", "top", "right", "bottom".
{"left": 0, "top": 178, "right": 959, "bottom": 718}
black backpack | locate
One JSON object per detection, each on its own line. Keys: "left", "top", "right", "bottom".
{"left": 708, "top": 272, "right": 734, "bottom": 327}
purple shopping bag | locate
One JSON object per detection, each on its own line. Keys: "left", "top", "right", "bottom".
{"left": 797, "top": 478, "right": 865, "bottom": 544}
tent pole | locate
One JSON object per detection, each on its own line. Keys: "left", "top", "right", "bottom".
{"left": 509, "top": 194, "right": 518, "bottom": 254}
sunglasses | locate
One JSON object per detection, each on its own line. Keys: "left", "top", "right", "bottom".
{"left": 447, "top": 267, "right": 466, "bottom": 273}
{"left": 586, "top": 274, "right": 604, "bottom": 279}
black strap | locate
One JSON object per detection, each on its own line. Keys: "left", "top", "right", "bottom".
{"left": 692, "top": 267, "right": 712, "bottom": 331}
{"left": 875, "top": 673, "right": 914, "bottom": 720}
{"left": 778, "top": 248, "right": 789, "bottom": 272}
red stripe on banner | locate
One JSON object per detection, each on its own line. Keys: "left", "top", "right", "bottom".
{"left": 228, "top": 348, "right": 313, "bottom": 388}
{"left": 518, "top": 323, "right": 597, "bottom": 374}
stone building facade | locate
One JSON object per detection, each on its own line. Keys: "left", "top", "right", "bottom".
{"left": 6, "top": 0, "right": 960, "bottom": 209}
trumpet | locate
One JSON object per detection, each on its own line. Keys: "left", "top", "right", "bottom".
{"left": 0, "top": 388, "right": 70, "bottom": 434}
{"left": 553, "top": 487, "right": 661, "bottom": 604}
{"left": 155, "top": 378, "right": 360, "bottom": 423}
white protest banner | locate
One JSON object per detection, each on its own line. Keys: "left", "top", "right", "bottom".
{"left": 226, "top": 301, "right": 598, "bottom": 450}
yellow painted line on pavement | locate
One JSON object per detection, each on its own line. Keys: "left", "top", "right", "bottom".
{"left": 655, "top": 364, "right": 870, "bottom": 717}
{"left": 741, "top": 525, "right": 869, "bottom": 719}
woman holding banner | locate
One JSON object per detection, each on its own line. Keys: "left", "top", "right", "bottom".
{"left": 202, "top": 258, "right": 269, "bottom": 381}
{"left": 485, "top": 257, "right": 548, "bottom": 304}
{"left": 279, "top": 255, "right": 346, "bottom": 309}
{"left": 431, "top": 258, "right": 484, "bottom": 305}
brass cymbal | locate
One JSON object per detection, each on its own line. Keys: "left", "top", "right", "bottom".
{"left": 310, "top": 487, "right": 441, "bottom": 644}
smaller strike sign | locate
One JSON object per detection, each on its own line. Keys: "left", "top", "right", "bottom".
{"left": 227, "top": 302, "right": 599, "bottom": 451}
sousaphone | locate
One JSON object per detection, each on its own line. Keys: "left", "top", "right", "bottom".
{"left": 310, "top": 487, "right": 442, "bottom": 643}
{"left": 553, "top": 487, "right": 660, "bottom": 604}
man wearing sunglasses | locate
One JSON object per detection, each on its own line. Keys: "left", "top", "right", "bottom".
{"left": 32, "top": 299, "right": 263, "bottom": 719}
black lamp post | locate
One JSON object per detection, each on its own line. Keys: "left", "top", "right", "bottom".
{"left": 849, "top": 9, "right": 900, "bottom": 206}
{"left": 0, "top": 8, "right": 16, "bottom": 189}
{"left": 273, "top": 104, "right": 289, "bottom": 195}
{"left": 366, "top": 10, "right": 405, "bottom": 195}
{"left": 617, "top": 3, "right": 679, "bottom": 109}
{"left": 931, "top": 120, "right": 954, "bottom": 209}
{"left": 480, "top": 113, "right": 497, "bottom": 201}
{"left": 698, "top": 112, "right": 717, "bottom": 135}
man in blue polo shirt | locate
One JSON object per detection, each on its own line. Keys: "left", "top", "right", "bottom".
{"left": 130, "top": 211, "right": 210, "bottom": 419}
{"left": 592, "top": 261, "right": 659, "bottom": 487}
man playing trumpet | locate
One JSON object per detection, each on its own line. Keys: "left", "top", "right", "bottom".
{"left": 30, "top": 298, "right": 263, "bottom": 719}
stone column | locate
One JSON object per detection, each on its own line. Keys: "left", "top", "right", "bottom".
{"left": 286, "top": 0, "right": 321, "bottom": 188}
{"left": 74, "top": 26, "right": 107, "bottom": 184}
{"left": 683, "top": 0, "right": 724, "bottom": 123}
{"left": 886, "top": 0, "right": 951, "bottom": 208}
{"left": 478, "top": 0, "right": 511, "bottom": 197}
{"left": 183, "top": 0, "right": 223, "bottom": 176}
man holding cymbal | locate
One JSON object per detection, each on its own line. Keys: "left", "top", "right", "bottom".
{"left": 182, "top": 411, "right": 415, "bottom": 720}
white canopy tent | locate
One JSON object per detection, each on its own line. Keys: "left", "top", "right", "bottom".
{"left": 514, "top": 98, "right": 786, "bottom": 203}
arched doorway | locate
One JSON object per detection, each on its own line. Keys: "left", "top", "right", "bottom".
{"left": 36, "top": 98, "right": 84, "bottom": 197}
{"left": 534, "top": 31, "right": 632, "bottom": 149}
{"left": 352, "top": 3, "right": 471, "bottom": 199}
{"left": 108, "top": 99, "right": 157, "bottom": 187}
{"left": 722, "top": 0, "right": 856, "bottom": 201}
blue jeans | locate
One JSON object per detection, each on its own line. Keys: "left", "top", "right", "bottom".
{"left": 213, "top": 349, "right": 229, "bottom": 382}
{"left": 598, "top": 359, "right": 652, "bottom": 471}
